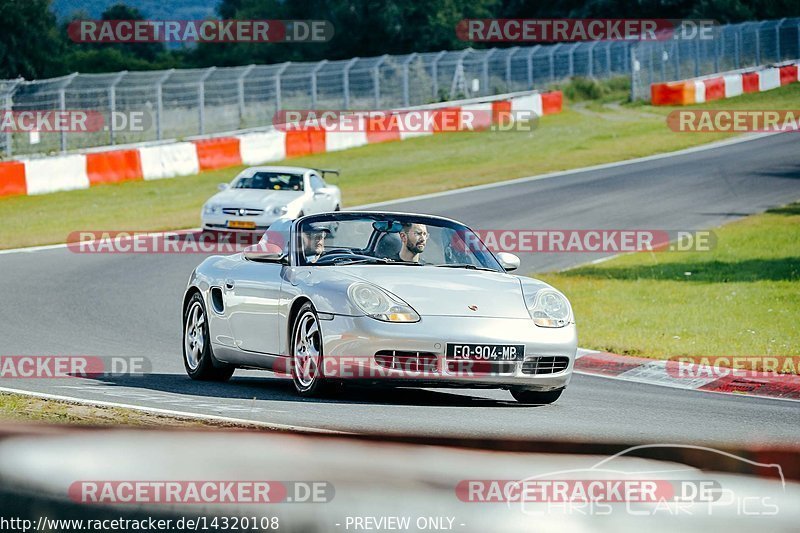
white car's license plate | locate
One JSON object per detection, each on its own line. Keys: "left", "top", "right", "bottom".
{"left": 446, "top": 343, "right": 524, "bottom": 361}
{"left": 227, "top": 220, "right": 257, "bottom": 229}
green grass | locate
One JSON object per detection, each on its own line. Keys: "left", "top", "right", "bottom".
{"left": 0, "top": 393, "right": 209, "bottom": 427}
{"left": 539, "top": 203, "right": 800, "bottom": 361}
{"left": 0, "top": 392, "right": 249, "bottom": 427}
{"left": 1, "top": 83, "right": 799, "bottom": 250}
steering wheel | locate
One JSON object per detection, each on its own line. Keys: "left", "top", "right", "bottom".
{"left": 314, "top": 252, "right": 376, "bottom": 265}
{"left": 322, "top": 248, "right": 355, "bottom": 256}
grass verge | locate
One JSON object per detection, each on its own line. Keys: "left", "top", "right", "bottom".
{"left": 0, "top": 392, "right": 256, "bottom": 428}
{"left": 0, "top": 84, "right": 799, "bottom": 249}
{"left": 539, "top": 203, "right": 800, "bottom": 363}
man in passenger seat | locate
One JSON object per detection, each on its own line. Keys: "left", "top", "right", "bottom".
{"left": 380, "top": 223, "right": 428, "bottom": 263}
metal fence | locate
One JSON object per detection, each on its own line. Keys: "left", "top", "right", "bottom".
{"left": 630, "top": 18, "right": 800, "bottom": 100}
{"left": 2, "top": 18, "right": 798, "bottom": 158}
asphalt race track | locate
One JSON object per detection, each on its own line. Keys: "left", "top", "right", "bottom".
{"left": 1, "top": 133, "right": 799, "bottom": 445}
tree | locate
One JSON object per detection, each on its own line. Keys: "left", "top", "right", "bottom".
{"left": 63, "top": 2, "right": 176, "bottom": 73}
{"left": 0, "top": 0, "right": 65, "bottom": 79}
{"left": 186, "top": 0, "right": 501, "bottom": 68}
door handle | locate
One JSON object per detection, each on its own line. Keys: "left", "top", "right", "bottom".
{"left": 224, "top": 279, "right": 235, "bottom": 290}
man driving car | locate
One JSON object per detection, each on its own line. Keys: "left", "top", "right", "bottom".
{"left": 301, "top": 224, "right": 330, "bottom": 263}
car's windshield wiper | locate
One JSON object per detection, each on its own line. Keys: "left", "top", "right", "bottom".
{"left": 334, "top": 257, "right": 423, "bottom": 266}
{"left": 431, "top": 263, "right": 498, "bottom": 272}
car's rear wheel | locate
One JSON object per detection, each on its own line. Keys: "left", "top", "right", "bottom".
{"left": 290, "top": 302, "right": 329, "bottom": 396}
{"left": 183, "top": 292, "right": 234, "bottom": 381}
{"left": 510, "top": 387, "right": 563, "bottom": 405}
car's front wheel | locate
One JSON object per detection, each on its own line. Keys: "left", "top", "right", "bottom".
{"left": 183, "top": 292, "right": 234, "bottom": 381}
{"left": 510, "top": 387, "right": 563, "bottom": 405}
{"left": 290, "top": 302, "right": 329, "bottom": 396}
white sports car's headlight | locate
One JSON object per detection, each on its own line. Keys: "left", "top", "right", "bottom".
{"left": 272, "top": 206, "right": 289, "bottom": 216}
{"left": 203, "top": 204, "right": 221, "bottom": 215}
{"left": 348, "top": 282, "right": 420, "bottom": 323}
{"left": 526, "top": 289, "right": 572, "bottom": 328}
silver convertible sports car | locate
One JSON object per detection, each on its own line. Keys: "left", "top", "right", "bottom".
{"left": 201, "top": 166, "right": 342, "bottom": 232}
{"left": 182, "top": 212, "right": 577, "bottom": 404}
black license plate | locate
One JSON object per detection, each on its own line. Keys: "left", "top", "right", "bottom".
{"left": 446, "top": 343, "right": 525, "bottom": 361}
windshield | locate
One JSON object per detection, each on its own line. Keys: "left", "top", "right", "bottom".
{"left": 232, "top": 171, "right": 304, "bottom": 191}
{"left": 296, "top": 213, "right": 503, "bottom": 270}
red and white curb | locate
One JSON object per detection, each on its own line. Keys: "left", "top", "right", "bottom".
{"left": 575, "top": 349, "right": 800, "bottom": 402}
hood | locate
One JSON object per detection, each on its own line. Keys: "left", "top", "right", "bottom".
{"left": 208, "top": 189, "right": 304, "bottom": 208}
{"left": 334, "top": 266, "right": 530, "bottom": 318}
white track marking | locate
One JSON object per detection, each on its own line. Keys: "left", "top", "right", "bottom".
{"left": 352, "top": 131, "right": 785, "bottom": 209}
{"left": 0, "top": 386, "right": 349, "bottom": 434}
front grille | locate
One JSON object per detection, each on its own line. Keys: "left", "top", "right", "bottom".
{"left": 521, "top": 356, "right": 570, "bottom": 375}
{"left": 374, "top": 350, "right": 437, "bottom": 372}
{"left": 222, "top": 207, "right": 265, "bottom": 216}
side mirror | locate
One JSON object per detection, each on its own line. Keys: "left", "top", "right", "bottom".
{"left": 243, "top": 244, "right": 286, "bottom": 263}
{"left": 218, "top": 183, "right": 229, "bottom": 191}
{"left": 496, "top": 252, "right": 520, "bottom": 272}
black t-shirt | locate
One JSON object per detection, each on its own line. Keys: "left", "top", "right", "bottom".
{"left": 386, "top": 252, "right": 426, "bottom": 264}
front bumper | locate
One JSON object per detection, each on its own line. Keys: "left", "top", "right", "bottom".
{"left": 320, "top": 315, "right": 577, "bottom": 391}
{"left": 201, "top": 213, "right": 278, "bottom": 232}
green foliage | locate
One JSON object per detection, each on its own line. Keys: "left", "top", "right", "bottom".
{"left": 0, "top": 0, "right": 65, "bottom": 78}
{"left": 560, "top": 76, "right": 630, "bottom": 102}
{"left": 3, "top": 1, "right": 800, "bottom": 78}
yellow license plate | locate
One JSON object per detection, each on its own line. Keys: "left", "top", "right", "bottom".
{"left": 227, "top": 220, "right": 257, "bottom": 229}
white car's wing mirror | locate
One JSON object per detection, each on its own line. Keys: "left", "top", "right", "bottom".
{"left": 218, "top": 183, "right": 229, "bottom": 191}
{"left": 496, "top": 252, "right": 520, "bottom": 272}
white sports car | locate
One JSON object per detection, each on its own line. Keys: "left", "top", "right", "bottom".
{"left": 182, "top": 212, "right": 577, "bottom": 404}
{"left": 201, "top": 166, "right": 342, "bottom": 232}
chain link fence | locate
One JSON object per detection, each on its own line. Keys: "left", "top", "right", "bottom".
{"left": 631, "top": 18, "right": 800, "bottom": 100}
{"left": 2, "top": 18, "right": 798, "bottom": 158}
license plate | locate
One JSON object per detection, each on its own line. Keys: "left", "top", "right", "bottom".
{"left": 227, "top": 220, "right": 257, "bottom": 229}
{"left": 446, "top": 343, "right": 525, "bottom": 361}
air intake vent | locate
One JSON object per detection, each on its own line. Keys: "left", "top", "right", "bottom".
{"left": 210, "top": 288, "right": 224, "bottom": 313}
{"left": 521, "top": 356, "right": 570, "bottom": 375}
{"left": 374, "top": 351, "right": 437, "bottom": 372}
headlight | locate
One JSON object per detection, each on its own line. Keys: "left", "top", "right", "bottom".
{"left": 348, "top": 282, "right": 420, "bottom": 323}
{"left": 272, "top": 206, "right": 289, "bottom": 216}
{"left": 203, "top": 204, "right": 220, "bottom": 215}
{"left": 526, "top": 288, "right": 572, "bottom": 328}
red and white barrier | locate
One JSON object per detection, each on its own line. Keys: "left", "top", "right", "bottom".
{"left": 651, "top": 61, "right": 800, "bottom": 105}
{"left": 237, "top": 131, "right": 286, "bottom": 165}
{"left": 0, "top": 90, "right": 563, "bottom": 198}
{"left": 24, "top": 154, "right": 89, "bottom": 195}
{"left": 140, "top": 142, "right": 199, "bottom": 180}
